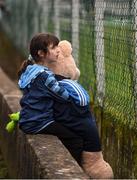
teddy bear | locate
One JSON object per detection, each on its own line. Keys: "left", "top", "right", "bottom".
{"left": 48, "top": 40, "right": 80, "bottom": 80}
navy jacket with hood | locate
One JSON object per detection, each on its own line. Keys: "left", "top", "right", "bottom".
{"left": 18, "top": 64, "right": 94, "bottom": 134}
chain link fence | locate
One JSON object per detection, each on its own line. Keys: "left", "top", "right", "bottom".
{"left": 103, "top": 0, "right": 136, "bottom": 129}
{"left": 0, "top": 0, "right": 137, "bottom": 178}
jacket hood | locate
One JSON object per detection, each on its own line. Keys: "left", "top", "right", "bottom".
{"left": 18, "top": 64, "right": 47, "bottom": 89}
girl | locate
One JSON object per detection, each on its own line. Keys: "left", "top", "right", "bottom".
{"left": 18, "top": 33, "right": 83, "bottom": 164}
{"left": 18, "top": 33, "right": 113, "bottom": 178}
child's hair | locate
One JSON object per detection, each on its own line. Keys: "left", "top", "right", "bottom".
{"left": 18, "top": 33, "right": 59, "bottom": 78}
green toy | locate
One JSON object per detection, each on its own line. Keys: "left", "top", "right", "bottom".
{"left": 5, "top": 112, "right": 20, "bottom": 133}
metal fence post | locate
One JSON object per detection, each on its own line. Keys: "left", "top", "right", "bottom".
{"left": 95, "top": 0, "right": 106, "bottom": 107}
{"left": 20, "top": 0, "right": 28, "bottom": 50}
{"left": 37, "top": 0, "right": 50, "bottom": 32}
{"left": 31, "top": 0, "right": 39, "bottom": 37}
{"left": 54, "top": 0, "right": 60, "bottom": 39}
{"left": 72, "top": 0, "right": 79, "bottom": 65}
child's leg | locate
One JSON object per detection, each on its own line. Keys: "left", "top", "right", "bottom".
{"left": 39, "top": 122, "right": 83, "bottom": 165}
{"left": 82, "top": 119, "right": 101, "bottom": 152}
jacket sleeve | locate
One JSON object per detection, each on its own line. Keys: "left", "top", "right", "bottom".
{"left": 41, "top": 70, "right": 70, "bottom": 101}
{"left": 58, "top": 79, "right": 90, "bottom": 106}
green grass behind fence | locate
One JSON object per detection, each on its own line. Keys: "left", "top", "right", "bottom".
{"left": 104, "top": 20, "right": 136, "bottom": 127}
{"left": 53, "top": 17, "right": 136, "bottom": 129}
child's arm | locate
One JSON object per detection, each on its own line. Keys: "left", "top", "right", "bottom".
{"left": 42, "top": 70, "right": 90, "bottom": 106}
{"left": 41, "top": 70, "right": 70, "bottom": 101}
{"left": 58, "top": 79, "right": 90, "bottom": 106}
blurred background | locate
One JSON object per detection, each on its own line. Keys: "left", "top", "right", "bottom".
{"left": 0, "top": 0, "right": 137, "bottom": 178}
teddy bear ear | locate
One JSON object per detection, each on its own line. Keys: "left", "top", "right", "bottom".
{"left": 58, "top": 40, "right": 72, "bottom": 57}
{"left": 59, "top": 40, "right": 72, "bottom": 48}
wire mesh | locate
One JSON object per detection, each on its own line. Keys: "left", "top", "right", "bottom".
{"left": 103, "top": 0, "right": 136, "bottom": 129}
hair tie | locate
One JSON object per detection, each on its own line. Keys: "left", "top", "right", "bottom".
{"left": 28, "top": 54, "right": 34, "bottom": 61}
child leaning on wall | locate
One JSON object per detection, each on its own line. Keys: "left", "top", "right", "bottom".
{"left": 10, "top": 33, "right": 113, "bottom": 179}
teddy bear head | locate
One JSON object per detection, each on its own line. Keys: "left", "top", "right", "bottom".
{"left": 47, "top": 39, "right": 80, "bottom": 80}
{"left": 58, "top": 40, "right": 72, "bottom": 57}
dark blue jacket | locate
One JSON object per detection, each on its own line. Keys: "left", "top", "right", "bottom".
{"left": 19, "top": 64, "right": 70, "bottom": 133}
{"left": 19, "top": 64, "right": 93, "bottom": 134}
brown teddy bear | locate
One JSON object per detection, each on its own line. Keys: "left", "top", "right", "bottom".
{"left": 48, "top": 40, "right": 80, "bottom": 80}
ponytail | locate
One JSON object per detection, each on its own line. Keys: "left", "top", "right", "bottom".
{"left": 18, "top": 55, "right": 34, "bottom": 78}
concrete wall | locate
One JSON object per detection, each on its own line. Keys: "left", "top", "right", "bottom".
{"left": 0, "top": 67, "right": 88, "bottom": 179}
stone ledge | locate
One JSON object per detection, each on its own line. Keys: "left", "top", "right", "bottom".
{"left": 0, "top": 67, "right": 88, "bottom": 179}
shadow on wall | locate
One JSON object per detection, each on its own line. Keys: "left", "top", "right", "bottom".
{"left": 0, "top": 149, "right": 9, "bottom": 178}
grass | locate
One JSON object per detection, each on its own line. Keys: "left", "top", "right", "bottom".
{"left": 79, "top": 20, "right": 96, "bottom": 100}
{"left": 103, "top": 20, "right": 136, "bottom": 126}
